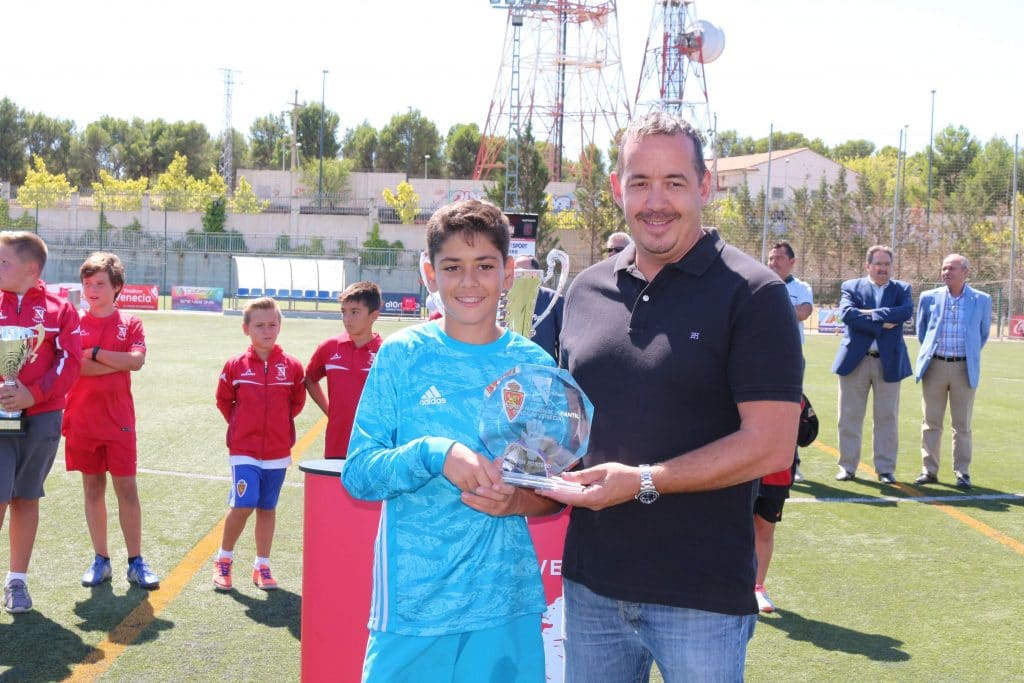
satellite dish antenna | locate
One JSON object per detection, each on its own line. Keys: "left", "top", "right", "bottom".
{"left": 691, "top": 20, "right": 725, "bottom": 64}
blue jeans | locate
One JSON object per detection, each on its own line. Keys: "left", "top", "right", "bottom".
{"left": 563, "top": 578, "right": 756, "bottom": 683}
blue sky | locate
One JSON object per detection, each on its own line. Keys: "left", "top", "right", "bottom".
{"left": 5, "top": 0, "right": 1021, "bottom": 155}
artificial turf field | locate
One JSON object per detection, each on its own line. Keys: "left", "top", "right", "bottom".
{"left": 0, "top": 311, "right": 1021, "bottom": 682}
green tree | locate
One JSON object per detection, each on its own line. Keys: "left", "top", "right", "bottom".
{"left": 25, "top": 112, "right": 74, "bottom": 176}
{"left": 92, "top": 170, "right": 148, "bottom": 211}
{"left": 831, "top": 139, "right": 876, "bottom": 161}
{"left": 341, "top": 121, "right": 379, "bottom": 171}
{"left": 203, "top": 197, "right": 226, "bottom": 232}
{"left": 381, "top": 181, "right": 421, "bottom": 224}
{"left": 0, "top": 98, "right": 27, "bottom": 184}
{"left": 486, "top": 125, "right": 559, "bottom": 255}
{"left": 933, "top": 124, "right": 980, "bottom": 196}
{"left": 301, "top": 158, "right": 354, "bottom": 199}
{"left": 153, "top": 152, "right": 224, "bottom": 211}
{"left": 19, "top": 156, "right": 76, "bottom": 207}
{"left": 229, "top": 176, "right": 269, "bottom": 213}
{"left": 376, "top": 109, "right": 441, "bottom": 176}
{"left": 444, "top": 123, "right": 481, "bottom": 179}
{"left": 153, "top": 120, "right": 217, "bottom": 178}
{"left": 295, "top": 103, "right": 341, "bottom": 164}
{"left": 248, "top": 113, "right": 289, "bottom": 169}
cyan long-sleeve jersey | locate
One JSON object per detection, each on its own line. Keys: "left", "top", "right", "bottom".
{"left": 342, "top": 321, "right": 555, "bottom": 636}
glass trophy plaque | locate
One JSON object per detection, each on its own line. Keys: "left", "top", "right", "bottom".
{"left": 480, "top": 364, "right": 593, "bottom": 494}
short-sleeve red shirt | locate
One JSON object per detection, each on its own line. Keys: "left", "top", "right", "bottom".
{"left": 63, "top": 309, "right": 145, "bottom": 442}
{"left": 305, "top": 332, "right": 382, "bottom": 458}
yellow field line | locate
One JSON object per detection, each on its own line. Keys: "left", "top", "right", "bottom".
{"left": 810, "top": 440, "right": 1024, "bottom": 556}
{"left": 65, "top": 416, "right": 327, "bottom": 682}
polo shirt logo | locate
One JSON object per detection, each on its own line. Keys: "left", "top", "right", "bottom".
{"left": 690, "top": 332, "right": 701, "bottom": 340}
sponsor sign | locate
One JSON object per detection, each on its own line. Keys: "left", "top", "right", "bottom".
{"left": 817, "top": 307, "right": 845, "bottom": 334}
{"left": 171, "top": 286, "right": 224, "bottom": 313}
{"left": 510, "top": 238, "right": 536, "bottom": 259}
{"left": 1010, "top": 315, "right": 1024, "bottom": 338}
{"left": 118, "top": 284, "right": 160, "bottom": 311}
{"left": 381, "top": 292, "right": 420, "bottom": 316}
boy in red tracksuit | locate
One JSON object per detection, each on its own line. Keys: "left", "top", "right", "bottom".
{"left": 213, "top": 297, "right": 305, "bottom": 592}
{"left": 0, "top": 231, "right": 81, "bottom": 614}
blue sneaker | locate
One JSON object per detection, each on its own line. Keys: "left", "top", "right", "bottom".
{"left": 82, "top": 555, "right": 112, "bottom": 587}
{"left": 127, "top": 557, "right": 160, "bottom": 590}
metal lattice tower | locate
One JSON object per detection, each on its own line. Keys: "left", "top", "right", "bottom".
{"left": 220, "top": 68, "right": 238, "bottom": 194}
{"left": 475, "top": 1, "right": 632, "bottom": 207}
{"left": 634, "top": 0, "right": 720, "bottom": 145}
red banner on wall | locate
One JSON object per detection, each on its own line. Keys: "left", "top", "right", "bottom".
{"left": 118, "top": 284, "right": 160, "bottom": 311}
{"left": 1010, "top": 315, "right": 1024, "bottom": 338}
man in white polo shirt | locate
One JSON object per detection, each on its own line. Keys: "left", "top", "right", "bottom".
{"left": 767, "top": 240, "right": 812, "bottom": 481}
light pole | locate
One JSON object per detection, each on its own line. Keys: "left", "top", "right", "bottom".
{"left": 423, "top": 154, "right": 430, "bottom": 179}
{"left": 318, "top": 69, "right": 328, "bottom": 209}
{"left": 926, "top": 89, "right": 936, "bottom": 229}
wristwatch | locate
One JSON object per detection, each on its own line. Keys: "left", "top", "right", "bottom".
{"left": 635, "top": 464, "right": 660, "bottom": 504}
{"left": 91, "top": 346, "right": 100, "bottom": 362}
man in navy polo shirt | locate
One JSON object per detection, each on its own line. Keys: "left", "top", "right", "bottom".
{"left": 543, "top": 111, "right": 803, "bottom": 681}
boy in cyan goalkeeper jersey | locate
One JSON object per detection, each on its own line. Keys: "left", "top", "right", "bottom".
{"left": 342, "top": 200, "right": 560, "bottom": 682}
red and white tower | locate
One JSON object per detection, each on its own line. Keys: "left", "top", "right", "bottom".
{"left": 475, "top": 1, "right": 632, "bottom": 209}
{"left": 633, "top": 0, "right": 724, "bottom": 145}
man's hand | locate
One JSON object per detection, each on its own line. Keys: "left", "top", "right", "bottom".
{"left": 537, "top": 462, "right": 642, "bottom": 511}
{"left": 0, "top": 381, "right": 35, "bottom": 412}
{"left": 882, "top": 322, "right": 897, "bottom": 329}
{"left": 443, "top": 442, "right": 502, "bottom": 493}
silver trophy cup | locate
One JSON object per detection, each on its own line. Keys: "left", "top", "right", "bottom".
{"left": 499, "top": 249, "right": 570, "bottom": 338}
{"left": 0, "top": 325, "right": 46, "bottom": 436}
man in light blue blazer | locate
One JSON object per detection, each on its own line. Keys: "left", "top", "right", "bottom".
{"left": 913, "top": 254, "right": 991, "bottom": 489}
{"left": 832, "top": 245, "right": 913, "bottom": 484}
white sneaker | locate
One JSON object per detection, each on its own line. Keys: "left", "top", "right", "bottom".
{"left": 793, "top": 466, "right": 804, "bottom": 483}
{"left": 754, "top": 586, "right": 775, "bottom": 613}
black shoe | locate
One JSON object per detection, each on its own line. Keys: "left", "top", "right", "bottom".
{"left": 914, "top": 472, "right": 938, "bottom": 485}
{"left": 955, "top": 473, "right": 972, "bottom": 489}
{"left": 835, "top": 468, "right": 856, "bottom": 481}
{"left": 877, "top": 473, "right": 896, "bottom": 484}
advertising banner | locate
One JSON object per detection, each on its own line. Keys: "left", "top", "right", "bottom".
{"left": 171, "top": 286, "right": 224, "bottom": 313}
{"left": 818, "top": 307, "right": 845, "bottom": 334}
{"left": 118, "top": 284, "right": 160, "bottom": 311}
{"left": 381, "top": 292, "right": 420, "bottom": 316}
{"left": 1010, "top": 315, "right": 1024, "bottom": 338}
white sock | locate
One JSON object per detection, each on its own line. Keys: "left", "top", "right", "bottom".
{"left": 217, "top": 549, "right": 234, "bottom": 561}
{"left": 6, "top": 572, "right": 28, "bottom": 586}
{"left": 255, "top": 556, "right": 270, "bottom": 569}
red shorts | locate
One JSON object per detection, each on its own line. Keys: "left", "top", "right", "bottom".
{"left": 65, "top": 437, "right": 138, "bottom": 477}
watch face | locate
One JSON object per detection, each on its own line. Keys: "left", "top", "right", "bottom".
{"left": 636, "top": 489, "right": 659, "bottom": 504}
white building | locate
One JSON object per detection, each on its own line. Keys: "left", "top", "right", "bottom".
{"left": 713, "top": 147, "right": 859, "bottom": 203}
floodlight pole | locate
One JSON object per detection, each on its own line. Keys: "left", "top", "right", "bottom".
{"left": 926, "top": 89, "right": 936, "bottom": 229}
{"left": 318, "top": 69, "right": 328, "bottom": 209}
{"left": 760, "top": 123, "right": 773, "bottom": 263}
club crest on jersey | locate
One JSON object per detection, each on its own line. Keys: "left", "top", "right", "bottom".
{"left": 33, "top": 306, "right": 46, "bottom": 324}
{"left": 117, "top": 324, "right": 128, "bottom": 341}
{"left": 236, "top": 479, "right": 247, "bottom": 497}
{"left": 502, "top": 380, "right": 525, "bottom": 421}
{"left": 275, "top": 363, "right": 288, "bottom": 381}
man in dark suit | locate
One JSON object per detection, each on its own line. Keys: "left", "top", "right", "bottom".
{"left": 832, "top": 245, "right": 913, "bottom": 484}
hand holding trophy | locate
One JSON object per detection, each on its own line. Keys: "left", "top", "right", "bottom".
{"left": 0, "top": 324, "right": 46, "bottom": 435}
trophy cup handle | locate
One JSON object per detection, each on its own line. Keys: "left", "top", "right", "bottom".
{"left": 28, "top": 324, "right": 45, "bottom": 364}
{"left": 532, "top": 249, "right": 570, "bottom": 329}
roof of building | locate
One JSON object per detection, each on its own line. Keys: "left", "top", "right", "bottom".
{"left": 713, "top": 147, "right": 809, "bottom": 172}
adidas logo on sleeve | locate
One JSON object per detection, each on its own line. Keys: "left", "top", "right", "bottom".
{"left": 419, "top": 386, "right": 447, "bottom": 406}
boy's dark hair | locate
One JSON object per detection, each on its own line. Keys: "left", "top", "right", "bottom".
{"left": 80, "top": 252, "right": 126, "bottom": 297}
{"left": 340, "top": 280, "right": 382, "bottom": 312}
{"left": 0, "top": 230, "right": 48, "bottom": 271}
{"left": 242, "top": 296, "right": 281, "bottom": 325}
{"left": 425, "top": 199, "right": 510, "bottom": 263}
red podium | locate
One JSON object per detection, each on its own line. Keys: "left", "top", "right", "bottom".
{"left": 298, "top": 459, "right": 570, "bottom": 682}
